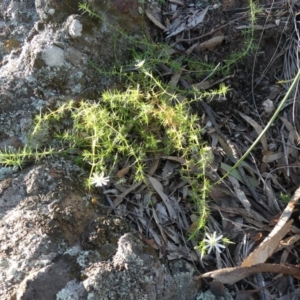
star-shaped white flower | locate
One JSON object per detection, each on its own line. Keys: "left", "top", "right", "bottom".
{"left": 90, "top": 172, "right": 109, "bottom": 187}
{"left": 203, "top": 231, "right": 226, "bottom": 254}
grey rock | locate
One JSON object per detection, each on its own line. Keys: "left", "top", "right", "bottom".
{"left": 0, "top": 0, "right": 201, "bottom": 299}
{"left": 82, "top": 233, "right": 200, "bottom": 300}
{"left": 0, "top": 0, "right": 146, "bottom": 146}
{"left": 0, "top": 159, "right": 201, "bottom": 299}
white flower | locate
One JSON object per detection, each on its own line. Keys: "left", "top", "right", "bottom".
{"left": 90, "top": 172, "right": 109, "bottom": 187}
{"left": 135, "top": 59, "right": 145, "bottom": 68}
{"left": 203, "top": 231, "right": 226, "bottom": 254}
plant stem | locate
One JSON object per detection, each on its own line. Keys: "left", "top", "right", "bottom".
{"left": 218, "top": 67, "right": 300, "bottom": 182}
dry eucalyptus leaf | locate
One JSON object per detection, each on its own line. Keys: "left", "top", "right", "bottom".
{"left": 220, "top": 162, "right": 258, "bottom": 187}
{"left": 103, "top": 189, "right": 119, "bottom": 195}
{"left": 143, "top": 238, "right": 159, "bottom": 250}
{"left": 228, "top": 175, "right": 251, "bottom": 212}
{"left": 161, "top": 156, "right": 186, "bottom": 164}
{"left": 148, "top": 176, "right": 177, "bottom": 220}
{"left": 114, "top": 183, "right": 129, "bottom": 193}
{"left": 165, "top": 7, "right": 208, "bottom": 38}
{"left": 199, "top": 263, "right": 300, "bottom": 284}
{"left": 264, "top": 178, "right": 281, "bottom": 213}
{"left": 190, "top": 214, "right": 198, "bottom": 222}
{"left": 148, "top": 176, "right": 163, "bottom": 191}
{"left": 185, "top": 42, "right": 200, "bottom": 56}
{"left": 116, "top": 166, "right": 130, "bottom": 178}
{"left": 145, "top": 9, "right": 166, "bottom": 30}
{"left": 225, "top": 207, "right": 267, "bottom": 226}
{"left": 262, "top": 151, "right": 283, "bottom": 163}
{"left": 241, "top": 183, "right": 300, "bottom": 267}
{"left": 196, "top": 35, "right": 225, "bottom": 52}
{"left": 156, "top": 202, "right": 169, "bottom": 224}
{"left": 168, "top": 69, "right": 183, "bottom": 88}
{"left": 148, "top": 158, "right": 160, "bottom": 176}
{"left": 242, "top": 219, "right": 293, "bottom": 267}
{"left": 280, "top": 116, "right": 294, "bottom": 131}
{"left": 276, "top": 234, "right": 300, "bottom": 253}
{"left": 209, "top": 281, "right": 226, "bottom": 297}
{"left": 136, "top": 210, "right": 163, "bottom": 248}
{"left": 152, "top": 207, "right": 168, "bottom": 243}
{"left": 181, "top": 185, "right": 188, "bottom": 200}
{"left": 238, "top": 111, "right": 268, "bottom": 152}
{"left": 113, "top": 182, "right": 142, "bottom": 207}
{"left": 164, "top": 226, "right": 181, "bottom": 244}
{"left": 192, "top": 80, "right": 215, "bottom": 90}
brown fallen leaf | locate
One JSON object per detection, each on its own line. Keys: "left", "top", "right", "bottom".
{"left": 262, "top": 151, "right": 283, "bottom": 163}
{"left": 116, "top": 166, "right": 130, "bottom": 178}
{"left": 252, "top": 232, "right": 264, "bottom": 242}
{"left": 196, "top": 36, "right": 225, "bottom": 52}
{"left": 185, "top": 42, "right": 200, "bottom": 56}
{"left": 189, "top": 221, "right": 199, "bottom": 233}
{"left": 148, "top": 158, "right": 160, "bottom": 176}
{"left": 276, "top": 234, "right": 300, "bottom": 253}
{"left": 209, "top": 281, "right": 226, "bottom": 297}
{"left": 264, "top": 177, "right": 281, "bottom": 213}
{"left": 242, "top": 219, "right": 293, "bottom": 267}
{"left": 113, "top": 182, "right": 142, "bottom": 207}
{"left": 247, "top": 187, "right": 300, "bottom": 266}
{"left": 198, "top": 263, "right": 300, "bottom": 284}
{"left": 192, "top": 80, "right": 215, "bottom": 90}
{"left": 168, "top": 69, "right": 183, "bottom": 88}
{"left": 212, "top": 205, "right": 267, "bottom": 226}
{"left": 147, "top": 176, "right": 177, "bottom": 220}
{"left": 143, "top": 238, "right": 159, "bottom": 250}
{"left": 242, "top": 185, "right": 300, "bottom": 266}
{"left": 220, "top": 162, "right": 258, "bottom": 187}
{"left": 145, "top": 9, "right": 166, "bottom": 30}
{"left": 192, "top": 74, "right": 234, "bottom": 91}
{"left": 152, "top": 207, "right": 168, "bottom": 243}
{"left": 161, "top": 156, "right": 186, "bottom": 164}
{"left": 228, "top": 175, "right": 251, "bottom": 212}
{"left": 238, "top": 111, "right": 268, "bottom": 152}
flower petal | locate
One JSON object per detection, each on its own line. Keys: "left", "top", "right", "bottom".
{"left": 215, "top": 234, "right": 223, "bottom": 241}
{"left": 206, "top": 244, "right": 213, "bottom": 254}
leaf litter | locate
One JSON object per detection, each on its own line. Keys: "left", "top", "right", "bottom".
{"left": 98, "top": 0, "right": 300, "bottom": 297}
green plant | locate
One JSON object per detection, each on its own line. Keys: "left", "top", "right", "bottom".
{"left": 0, "top": 63, "right": 212, "bottom": 231}
{"left": 0, "top": 1, "right": 267, "bottom": 254}
{"left": 191, "top": 83, "right": 230, "bottom": 101}
{"left": 195, "top": 230, "right": 233, "bottom": 268}
{"left": 0, "top": 145, "right": 56, "bottom": 168}
{"left": 279, "top": 192, "right": 291, "bottom": 204}
{"left": 217, "top": 0, "right": 261, "bottom": 75}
